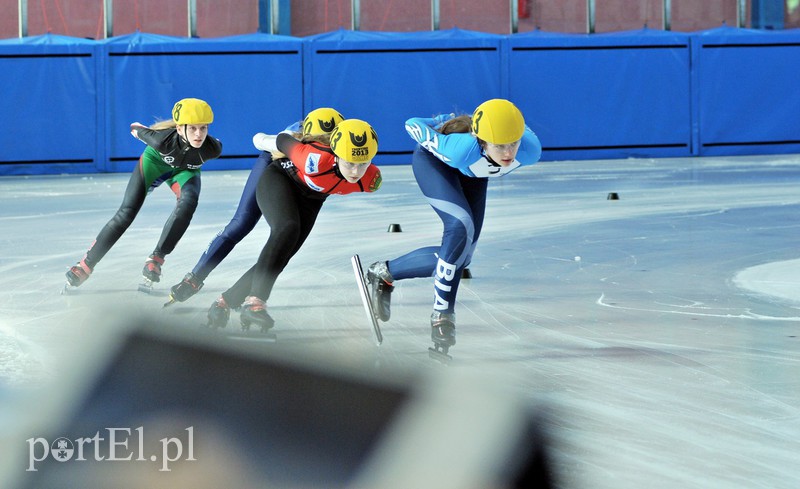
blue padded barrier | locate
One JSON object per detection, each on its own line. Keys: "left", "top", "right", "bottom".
{"left": 1, "top": 28, "right": 799, "bottom": 175}
{"left": 507, "top": 28, "right": 692, "bottom": 161}
{"left": 0, "top": 34, "right": 99, "bottom": 175}
{"left": 100, "top": 32, "right": 304, "bottom": 172}
{"left": 303, "top": 29, "right": 504, "bottom": 165}
{"left": 691, "top": 27, "right": 800, "bottom": 156}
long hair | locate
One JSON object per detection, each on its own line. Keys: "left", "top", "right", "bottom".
{"left": 439, "top": 114, "right": 486, "bottom": 149}
{"left": 271, "top": 131, "right": 332, "bottom": 160}
{"left": 150, "top": 120, "right": 177, "bottom": 130}
{"left": 440, "top": 115, "right": 472, "bottom": 135}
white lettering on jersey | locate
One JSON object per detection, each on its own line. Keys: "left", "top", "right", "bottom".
{"left": 405, "top": 123, "right": 450, "bottom": 163}
{"left": 433, "top": 258, "right": 457, "bottom": 310}
{"left": 305, "top": 153, "right": 320, "bottom": 174}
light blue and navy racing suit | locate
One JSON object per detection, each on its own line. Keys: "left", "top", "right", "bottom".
{"left": 387, "top": 113, "right": 542, "bottom": 314}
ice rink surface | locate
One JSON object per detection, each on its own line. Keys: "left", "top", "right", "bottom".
{"left": 1, "top": 154, "right": 799, "bottom": 487}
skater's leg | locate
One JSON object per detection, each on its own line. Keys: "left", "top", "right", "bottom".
{"left": 153, "top": 172, "right": 200, "bottom": 257}
{"left": 386, "top": 246, "right": 440, "bottom": 280}
{"left": 66, "top": 162, "right": 148, "bottom": 287}
{"left": 459, "top": 174, "right": 489, "bottom": 268}
{"left": 249, "top": 165, "right": 323, "bottom": 302}
{"left": 415, "top": 148, "right": 486, "bottom": 314}
{"left": 208, "top": 265, "right": 254, "bottom": 329}
{"left": 83, "top": 163, "right": 149, "bottom": 268}
{"left": 387, "top": 147, "right": 486, "bottom": 314}
{"left": 141, "top": 171, "right": 200, "bottom": 283}
{"left": 220, "top": 265, "right": 256, "bottom": 309}
{"left": 191, "top": 154, "right": 270, "bottom": 281}
{"left": 170, "top": 155, "right": 270, "bottom": 303}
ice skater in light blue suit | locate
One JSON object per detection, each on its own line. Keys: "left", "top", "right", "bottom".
{"left": 365, "top": 99, "right": 542, "bottom": 351}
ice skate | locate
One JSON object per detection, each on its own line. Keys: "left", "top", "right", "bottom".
{"left": 240, "top": 296, "right": 275, "bottom": 333}
{"left": 428, "top": 311, "right": 456, "bottom": 363}
{"left": 366, "top": 260, "right": 394, "bottom": 322}
{"left": 139, "top": 254, "right": 164, "bottom": 293}
{"left": 165, "top": 272, "right": 204, "bottom": 307}
{"left": 206, "top": 296, "right": 230, "bottom": 329}
{"left": 351, "top": 255, "right": 383, "bottom": 345}
{"left": 62, "top": 260, "right": 92, "bottom": 294}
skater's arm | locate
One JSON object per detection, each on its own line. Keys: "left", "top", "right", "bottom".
{"left": 515, "top": 126, "right": 543, "bottom": 167}
{"left": 132, "top": 125, "right": 173, "bottom": 149}
{"left": 253, "top": 128, "right": 296, "bottom": 152}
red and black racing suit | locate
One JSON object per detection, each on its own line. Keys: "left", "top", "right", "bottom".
{"left": 220, "top": 132, "right": 381, "bottom": 307}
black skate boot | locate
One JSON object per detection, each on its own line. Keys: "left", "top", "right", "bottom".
{"left": 65, "top": 259, "right": 92, "bottom": 288}
{"left": 429, "top": 311, "right": 456, "bottom": 362}
{"left": 206, "top": 296, "right": 230, "bottom": 329}
{"left": 240, "top": 296, "right": 274, "bottom": 332}
{"left": 139, "top": 254, "right": 165, "bottom": 293}
{"left": 142, "top": 254, "right": 165, "bottom": 283}
{"left": 168, "top": 272, "right": 204, "bottom": 303}
{"left": 367, "top": 261, "right": 394, "bottom": 321}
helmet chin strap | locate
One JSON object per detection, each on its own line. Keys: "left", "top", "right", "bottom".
{"left": 479, "top": 145, "right": 502, "bottom": 168}
{"left": 178, "top": 125, "right": 189, "bottom": 143}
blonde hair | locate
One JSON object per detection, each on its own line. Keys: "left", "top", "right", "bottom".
{"left": 150, "top": 120, "right": 177, "bottom": 130}
{"left": 271, "top": 131, "right": 331, "bottom": 160}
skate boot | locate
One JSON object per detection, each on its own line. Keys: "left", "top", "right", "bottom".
{"left": 65, "top": 259, "right": 92, "bottom": 288}
{"left": 367, "top": 261, "right": 394, "bottom": 321}
{"left": 430, "top": 311, "right": 456, "bottom": 347}
{"left": 240, "top": 296, "right": 274, "bottom": 332}
{"left": 206, "top": 296, "right": 230, "bottom": 329}
{"left": 169, "top": 272, "right": 204, "bottom": 303}
{"left": 428, "top": 311, "right": 456, "bottom": 362}
{"left": 142, "top": 254, "right": 165, "bottom": 283}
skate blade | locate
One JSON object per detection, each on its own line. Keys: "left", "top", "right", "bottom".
{"left": 162, "top": 296, "right": 177, "bottom": 308}
{"left": 207, "top": 324, "right": 276, "bottom": 342}
{"left": 351, "top": 254, "right": 383, "bottom": 345}
{"left": 428, "top": 345, "right": 453, "bottom": 364}
{"left": 138, "top": 278, "right": 154, "bottom": 294}
{"left": 61, "top": 283, "right": 76, "bottom": 295}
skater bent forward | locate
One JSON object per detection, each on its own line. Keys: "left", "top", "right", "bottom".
{"left": 167, "top": 108, "right": 345, "bottom": 304}
{"left": 206, "top": 118, "right": 382, "bottom": 331}
{"left": 64, "top": 98, "right": 222, "bottom": 289}
{"left": 366, "top": 99, "right": 542, "bottom": 354}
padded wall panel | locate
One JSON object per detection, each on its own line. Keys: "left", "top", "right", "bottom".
{"left": 692, "top": 27, "right": 800, "bottom": 156}
{"left": 304, "top": 29, "right": 504, "bottom": 165}
{"left": 509, "top": 29, "right": 693, "bottom": 161}
{"left": 102, "top": 32, "right": 304, "bottom": 172}
{"left": 0, "top": 34, "right": 98, "bottom": 175}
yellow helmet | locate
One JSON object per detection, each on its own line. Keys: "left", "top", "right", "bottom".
{"left": 471, "top": 99, "right": 525, "bottom": 145}
{"left": 303, "top": 107, "right": 345, "bottom": 136}
{"left": 172, "top": 98, "right": 214, "bottom": 125}
{"left": 330, "top": 119, "right": 378, "bottom": 164}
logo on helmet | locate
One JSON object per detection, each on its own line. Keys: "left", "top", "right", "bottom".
{"left": 172, "top": 103, "right": 183, "bottom": 123}
{"left": 350, "top": 130, "right": 368, "bottom": 147}
{"left": 319, "top": 118, "right": 337, "bottom": 133}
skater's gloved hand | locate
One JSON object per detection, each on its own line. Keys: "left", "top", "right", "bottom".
{"left": 253, "top": 132, "right": 278, "bottom": 152}
{"left": 130, "top": 122, "right": 147, "bottom": 139}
